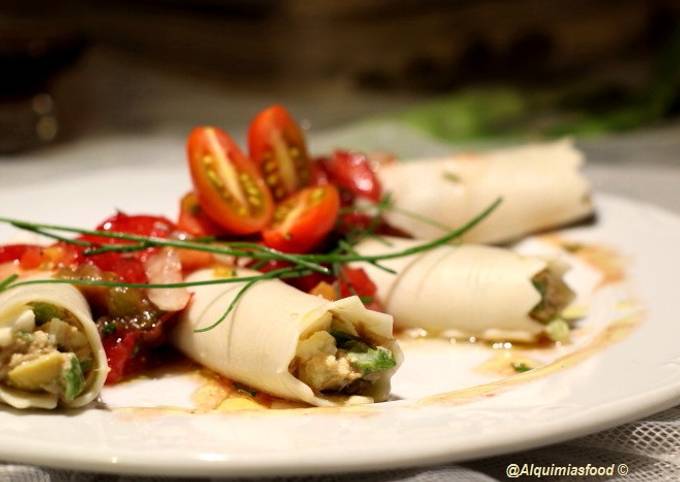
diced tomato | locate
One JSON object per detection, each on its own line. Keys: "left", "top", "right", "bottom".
{"left": 176, "top": 249, "right": 214, "bottom": 273}
{"left": 337, "top": 266, "right": 383, "bottom": 310}
{"left": 248, "top": 105, "right": 311, "bottom": 201}
{"left": 262, "top": 185, "right": 340, "bottom": 253}
{"left": 309, "top": 159, "right": 330, "bottom": 186}
{"left": 0, "top": 244, "right": 46, "bottom": 270}
{"left": 336, "top": 211, "right": 375, "bottom": 234}
{"left": 322, "top": 150, "right": 382, "bottom": 202}
{"left": 82, "top": 213, "right": 176, "bottom": 245}
{"left": 177, "top": 191, "right": 222, "bottom": 237}
{"left": 0, "top": 245, "right": 38, "bottom": 264}
{"left": 103, "top": 331, "right": 140, "bottom": 384}
{"left": 79, "top": 213, "right": 178, "bottom": 283}
{"left": 19, "top": 246, "right": 44, "bottom": 270}
{"left": 102, "top": 310, "right": 177, "bottom": 384}
{"left": 289, "top": 271, "right": 336, "bottom": 293}
{"left": 86, "top": 254, "right": 147, "bottom": 284}
{"left": 308, "top": 281, "right": 338, "bottom": 301}
{"left": 338, "top": 266, "right": 377, "bottom": 298}
{"left": 43, "top": 243, "right": 83, "bottom": 268}
{"left": 247, "top": 259, "right": 292, "bottom": 273}
{"left": 247, "top": 259, "right": 336, "bottom": 293}
{"left": 187, "top": 126, "right": 274, "bottom": 234}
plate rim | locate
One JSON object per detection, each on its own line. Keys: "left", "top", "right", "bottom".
{"left": 0, "top": 191, "right": 679, "bottom": 477}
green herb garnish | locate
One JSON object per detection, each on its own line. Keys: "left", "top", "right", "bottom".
{"left": 331, "top": 331, "right": 396, "bottom": 375}
{"left": 442, "top": 171, "right": 461, "bottom": 183}
{"left": 29, "top": 302, "right": 64, "bottom": 326}
{"left": 512, "top": 362, "right": 532, "bottom": 373}
{"left": 347, "top": 346, "right": 396, "bottom": 375}
{"left": 0, "top": 198, "right": 501, "bottom": 333}
{"left": 102, "top": 322, "right": 117, "bottom": 336}
{"left": 61, "top": 356, "right": 85, "bottom": 402}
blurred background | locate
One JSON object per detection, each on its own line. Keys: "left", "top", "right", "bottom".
{"left": 1, "top": 0, "right": 680, "bottom": 152}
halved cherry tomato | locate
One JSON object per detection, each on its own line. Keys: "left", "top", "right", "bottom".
{"left": 248, "top": 105, "right": 311, "bottom": 201}
{"left": 262, "top": 185, "right": 340, "bottom": 253}
{"left": 188, "top": 126, "right": 273, "bottom": 235}
{"left": 177, "top": 191, "right": 222, "bottom": 237}
{"left": 322, "top": 150, "right": 382, "bottom": 202}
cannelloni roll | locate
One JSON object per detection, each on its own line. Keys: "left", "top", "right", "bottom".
{"left": 354, "top": 238, "right": 574, "bottom": 342}
{"left": 173, "top": 269, "right": 402, "bottom": 406}
{"left": 377, "top": 140, "right": 592, "bottom": 243}
{"left": 0, "top": 278, "right": 108, "bottom": 409}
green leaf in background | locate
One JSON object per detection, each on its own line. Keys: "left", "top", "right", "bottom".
{"left": 396, "top": 29, "right": 680, "bottom": 143}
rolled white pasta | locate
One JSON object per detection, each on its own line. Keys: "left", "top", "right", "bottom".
{"left": 377, "top": 139, "right": 592, "bottom": 243}
{"left": 172, "top": 269, "right": 402, "bottom": 407}
{"left": 354, "top": 237, "right": 573, "bottom": 342}
{"left": 0, "top": 278, "right": 108, "bottom": 409}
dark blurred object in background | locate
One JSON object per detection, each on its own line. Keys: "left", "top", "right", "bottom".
{"left": 0, "top": 0, "right": 679, "bottom": 151}
{"left": 0, "top": 2, "right": 85, "bottom": 152}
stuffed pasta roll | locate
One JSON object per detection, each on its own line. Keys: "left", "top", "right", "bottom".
{"left": 354, "top": 237, "right": 574, "bottom": 342}
{"left": 172, "top": 268, "right": 402, "bottom": 407}
{"left": 377, "top": 139, "right": 592, "bottom": 243}
{"left": 0, "top": 277, "right": 108, "bottom": 409}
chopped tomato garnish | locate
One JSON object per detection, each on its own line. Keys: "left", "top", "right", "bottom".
{"left": 248, "top": 105, "right": 312, "bottom": 201}
{"left": 0, "top": 244, "right": 82, "bottom": 271}
{"left": 176, "top": 249, "right": 214, "bottom": 273}
{"left": 289, "top": 271, "right": 336, "bottom": 293}
{"left": 43, "top": 243, "right": 83, "bottom": 268}
{"left": 338, "top": 266, "right": 376, "bottom": 298}
{"left": 188, "top": 126, "right": 273, "bottom": 235}
{"left": 19, "top": 246, "right": 44, "bottom": 270}
{"left": 309, "top": 159, "right": 330, "bottom": 186}
{"left": 103, "top": 331, "right": 140, "bottom": 384}
{"left": 262, "top": 185, "right": 340, "bottom": 253}
{"left": 78, "top": 213, "right": 181, "bottom": 283}
{"left": 0, "top": 244, "right": 46, "bottom": 270}
{"left": 338, "top": 266, "right": 383, "bottom": 311}
{"left": 83, "top": 213, "right": 176, "bottom": 245}
{"left": 309, "top": 281, "right": 338, "bottom": 301}
{"left": 0, "top": 245, "right": 38, "bottom": 264}
{"left": 322, "top": 150, "right": 382, "bottom": 202}
{"left": 246, "top": 258, "right": 292, "bottom": 273}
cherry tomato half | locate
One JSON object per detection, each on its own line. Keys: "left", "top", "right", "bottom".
{"left": 188, "top": 127, "right": 274, "bottom": 235}
{"left": 248, "top": 105, "right": 311, "bottom": 201}
{"left": 177, "top": 191, "right": 222, "bottom": 238}
{"left": 322, "top": 150, "right": 382, "bottom": 202}
{"left": 262, "top": 185, "right": 340, "bottom": 253}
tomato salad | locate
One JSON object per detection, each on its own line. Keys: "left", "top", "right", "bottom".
{"left": 0, "top": 105, "right": 404, "bottom": 386}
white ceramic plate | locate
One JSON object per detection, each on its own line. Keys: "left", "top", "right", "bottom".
{"left": 1, "top": 136, "right": 679, "bottom": 477}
